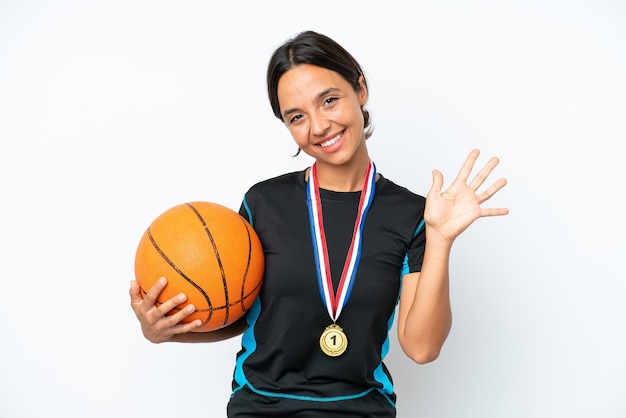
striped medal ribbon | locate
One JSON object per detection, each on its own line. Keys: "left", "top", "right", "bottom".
{"left": 306, "top": 160, "right": 376, "bottom": 356}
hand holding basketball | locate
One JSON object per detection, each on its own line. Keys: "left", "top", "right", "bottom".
{"left": 132, "top": 201, "right": 264, "bottom": 339}
{"left": 129, "top": 277, "right": 201, "bottom": 343}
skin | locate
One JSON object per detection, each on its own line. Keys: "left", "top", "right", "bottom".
{"left": 278, "top": 64, "right": 370, "bottom": 191}
{"left": 398, "top": 149, "right": 508, "bottom": 362}
{"left": 129, "top": 64, "right": 509, "bottom": 361}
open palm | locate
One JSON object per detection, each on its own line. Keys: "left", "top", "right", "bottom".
{"left": 424, "top": 149, "right": 509, "bottom": 243}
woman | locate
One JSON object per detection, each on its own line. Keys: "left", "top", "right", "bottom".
{"left": 130, "top": 30, "right": 508, "bottom": 417}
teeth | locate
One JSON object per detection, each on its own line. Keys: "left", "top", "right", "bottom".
{"left": 320, "top": 133, "right": 342, "bottom": 147}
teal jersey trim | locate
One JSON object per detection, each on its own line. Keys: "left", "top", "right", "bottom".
{"left": 401, "top": 254, "right": 410, "bottom": 277}
{"left": 246, "top": 385, "right": 376, "bottom": 402}
{"left": 233, "top": 295, "right": 390, "bottom": 404}
{"left": 413, "top": 218, "right": 425, "bottom": 238}
{"left": 233, "top": 195, "right": 259, "bottom": 388}
{"left": 242, "top": 197, "right": 253, "bottom": 228}
{"left": 233, "top": 297, "right": 261, "bottom": 387}
{"left": 402, "top": 219, "right": 425, "bottom": 276}
{"left": 372, "top": 308, "right": 397, "bottom": 399}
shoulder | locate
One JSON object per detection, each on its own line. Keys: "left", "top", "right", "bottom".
{"left": 241, "top": 169, "right": 309, "bottom": 228}
{"left": 376, "top": 174, "right": 426, "bottom": 209}
{"left": 243, "top": 169, "right": 308, "bottom": 215}
{"left": 246, "top": 169, "right": 306, "bottom": 197}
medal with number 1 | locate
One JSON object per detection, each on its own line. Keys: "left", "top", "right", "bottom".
{"left": 320, "top": 324, "right": 348, "bottom": 356}
{"left": 306, "top": 160, "right": 376, "bottom": 357}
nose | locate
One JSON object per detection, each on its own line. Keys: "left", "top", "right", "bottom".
{"left": 310, "top": 110, "right": 330, "bottom": 136}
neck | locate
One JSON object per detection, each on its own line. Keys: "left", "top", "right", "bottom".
{"left": 312, "top": 156, "right": 372, "bottom": 192}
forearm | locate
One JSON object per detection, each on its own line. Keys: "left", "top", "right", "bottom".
{"left": 400, "top": 232, "right": 453, "bottom": 363}
{"left": 167, "top": 316, "right": 248, "bottom": 343}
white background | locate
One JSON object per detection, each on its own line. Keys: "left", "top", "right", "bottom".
{"left": 1, "top": 1, "right": 624, "bottom": 417}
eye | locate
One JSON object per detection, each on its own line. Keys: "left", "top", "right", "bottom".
{"left": 323, "top": 97, "right": 338, "bottom": 106}
{"left": 288, "top": 114, "right": 303, "bottom": 125}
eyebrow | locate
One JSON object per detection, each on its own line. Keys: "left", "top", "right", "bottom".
{"left": 281, "top": 87, "right": 341, "bottom": 120}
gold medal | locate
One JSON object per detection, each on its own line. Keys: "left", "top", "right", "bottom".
{"left": 308, "top": 161, "right": 376, "bottom": 358}
{"left": 319, "top": 324, "right": 348, "bottom": 357}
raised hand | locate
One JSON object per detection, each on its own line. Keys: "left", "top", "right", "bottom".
{"left": 424, "top": 149, "right": 509, "bottom": 244}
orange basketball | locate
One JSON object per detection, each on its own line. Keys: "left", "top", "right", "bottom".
{"left": 134, "top": 201, "right": 264, "bottom": 332}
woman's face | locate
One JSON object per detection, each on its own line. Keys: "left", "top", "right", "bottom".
{"left": 277, "top": 64, "right": 368, "bottom": 167}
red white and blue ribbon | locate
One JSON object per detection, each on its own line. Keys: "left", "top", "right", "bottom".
{"left": 306, "top": 160, "right": 376, "bottom": 322}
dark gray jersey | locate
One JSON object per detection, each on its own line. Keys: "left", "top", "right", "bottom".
{"left": 228, "top": 169, "right": 425, "bottom": 416}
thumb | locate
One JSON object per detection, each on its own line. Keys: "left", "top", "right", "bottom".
{"left": 429, "top": 169, "right": 444, "bottom": 195}
{"left": 129, "top": 280, "right": 143, "bottom": 305}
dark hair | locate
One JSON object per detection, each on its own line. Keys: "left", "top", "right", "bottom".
{"left": 266, "top": 30, "right": 373, "bottom": 140}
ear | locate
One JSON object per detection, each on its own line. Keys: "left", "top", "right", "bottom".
{"left": 357, "top": 75, "right": 368, "bottom": 106}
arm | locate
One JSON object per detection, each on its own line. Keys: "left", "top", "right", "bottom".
{"left": 397, "top": 235, "right": 452, "bottom": 364}
{"left": 397, "top": 149, "right": 508, "bottom": 364}
{"left": 129, "top": 278, "right": 247, "bottom": 344}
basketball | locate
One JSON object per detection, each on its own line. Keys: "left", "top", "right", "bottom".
{"left": 134, "top": 201, "right": 264, "bottom": 332}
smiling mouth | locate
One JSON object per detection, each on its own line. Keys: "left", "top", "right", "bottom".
{"left": 319, "top": 132, "right": 343, "bottom": 148}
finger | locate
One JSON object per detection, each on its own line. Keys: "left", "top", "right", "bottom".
{"left": 477, "top": 177, "right": 509, "bottom": 217}
{"left": 429, "top": 169, "right": 444, "bottom": 195}
{"left": 129, "top": 280, "right": 143, "bottom": 305}
{"left": 154, "top": 292, "right": 189, "bottom": 318}
{"left": 141, "top": 277, "right": 168, "bottom": 307}
{"left": 162, "top": 303, "right": 202, "bottom": 330}
{"left": 179, "top": 319, "right": 204, "bottom": 333}
{"left": 480, "top": 206, "right": 510, "bottom": 217}
{"left": 477, "top": 177, "right": 508, "bottom": 204}
{"left": 158, "top": 319, "right": 204, "bottom": 341}
{"left": 468, "top": 156, "right": 501, "bottom": 191}
{"left": 168, "top": 321, "right": 204, "bottom": 337}
{"left": 455, "top": 149, "right": 480, "bottom": 183}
